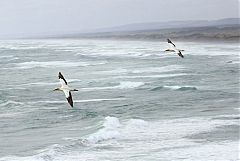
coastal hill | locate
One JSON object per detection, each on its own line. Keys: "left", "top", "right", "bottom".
{"left": 49, "top": 18, "right": 240, "bottom": 41}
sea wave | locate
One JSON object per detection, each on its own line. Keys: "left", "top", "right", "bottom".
{"left": 151, "top": 85, "right": 198, "bottom": 91}
{"left": 84, "top": 117, "right": 149, "bottom": 144}
{"left": 97, "top": 68, "right": 128, "bottom": 75}
{"left": 0, "top": 111, "right": 26, "bottom": 118}
{"left": 0, "top": 116, "right": 238, "bottom": 161}
{"left": 82, "top": 81, "right": 144, "bottom": 91}
{"left": 131, "top": 65, "right": 186, "bottom": 74}
{"left": 115, "top": 73, "right": 189, "bottom": 79}
{"left": 86, "top": 116, "right": 122, "bottom": 143}
{"left": 13, "top": 61, "right": 106, "bottom": 69}
{"left": 0, "top": 55, "right": 15, "bottom": 58}
{"left": 0, "top": 100, "right": 24, "bottom": 107}
{"left": 96, "top": 65, "right": 185, "bottom": 76}
{"left": 0, "top": 55, "right": 19, "bottom": 60}
{"left": 164, "top": 85, "right": 198, "bottom": 91}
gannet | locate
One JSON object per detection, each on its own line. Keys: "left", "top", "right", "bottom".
{"left": 165, "top": 38, "right": 184, "bottom": 58}
{"left": 53, "top": 72, "right": 78, "bottom": 107}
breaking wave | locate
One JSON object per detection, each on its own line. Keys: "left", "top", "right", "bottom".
{"left": 14, "top": 61, "right": 106, "bottom": 69}
{"left": 0, "top": 116, "right": 238, "bottom": 161}
{"left": 151, "top": 85, "right": 198, "bottom": 91}
{"left": 82, "top": 81, "right": 145, "bottom": 91}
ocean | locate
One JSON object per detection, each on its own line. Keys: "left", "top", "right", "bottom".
{"left": 0, "top": 39, "right": 239, "bottom": 161}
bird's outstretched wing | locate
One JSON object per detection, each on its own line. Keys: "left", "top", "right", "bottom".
{"left": 63, "top": 90, "right": 73, "bottom": 107}
{"left": 58, "top": 72, "right": 68, "bottom": 86}
{"left": 165, "top": 49, "right": 175, "bottom": 52}
{"left": 177, "top": 51, "right": 184, "bottom": 58}
{"left": 167, "top": 39, "right": 176, "bottom": 47}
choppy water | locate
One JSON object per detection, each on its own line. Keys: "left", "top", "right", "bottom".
{"left": 0, "top": 39, "right": 239, "bottom": 161}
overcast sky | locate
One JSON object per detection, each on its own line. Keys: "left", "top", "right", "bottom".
{"left": 0, "top": 0, "right": 239, "bottom": 38}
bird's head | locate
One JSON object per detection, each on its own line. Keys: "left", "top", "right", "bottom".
{"left": 53, "top": 88, "right": 60, "bottom": 91}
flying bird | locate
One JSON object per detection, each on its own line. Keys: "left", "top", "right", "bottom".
{"left": 53, "top": 72, "right": 78, "bottom": 107}
{"left": 165, "top": 39, "right": 184, "bottom": 58}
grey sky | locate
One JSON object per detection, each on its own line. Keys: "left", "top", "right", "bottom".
{"left": 0, "top": 0, "right": 239, "bottom": 38}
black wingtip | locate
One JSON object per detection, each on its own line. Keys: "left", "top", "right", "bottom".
{"left": 167, "top": 38, "right": 171, "bottom": 43}
{"left": 67, "top": 99, "right": 73, "bottom": 107}
{"left": 58, "top": 72, "right": 68, "bottom": 84}
{"left": 66, "top": 92, "right": 73, "bottom": 107}
{"left": 58, "top": 72, "right": 62, "bottom": 78}
{"left": 178, "top": 52, "right": 184, "bottom": 58}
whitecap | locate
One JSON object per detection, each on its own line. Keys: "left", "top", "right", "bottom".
{"left": 125, "top": 119, "right": 148, "bottom": 128}
{"left": 0, "top": 55, "right": 19, "bottom": 62}
{"left": 163, "top": 85, "right": 198, "bottom": 90}
{"left": 14, "top": 61, "right": 106, "bottom": 69}
{"left": 0, "top": 100, "right": 24, "bottom": 107}
{"left": 117, "top": 81, "right": 145, "bottom": 89}
{"left": 20, "top": 82, "right": 59, "bottom": 86}
{"left": 131, "top": 65, "right": 186, "bottom": 74}
{"left": 86, "top": 116, "right": 122, "bottom": 144}
{"left": 86, "top": 115, "right": 239, "bottom": 146}
{"left": 82, "top": 81, "right": 144, "bottom": 91}
{"left": 115, "top": 73, "right": 188, "bottom": 79}
{"left": 0, "top": 55, "right": 15, "bottom": 59}
{"left": 103, "top": 116, "right": 122, "bottom": 128}
{"left": 0, "top": 112, "right": 25, "bottom": 118}
{"left": 1, "top": 116, "right": 238, "bottom": 161}
{"left": 84, "top": 116, "right": 151, "bottom": 145}
{"left": 97, "top": 68, "right": 128, "bottom": 75}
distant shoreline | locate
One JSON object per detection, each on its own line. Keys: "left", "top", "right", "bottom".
{"left": 41, "top": 25, "right": 240, "bottom": 43}
{"left": 2, "top": 18, "right": 240, "bottom": 41}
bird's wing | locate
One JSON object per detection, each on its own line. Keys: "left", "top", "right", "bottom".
{"left": 58, "top": 72, "right": 68, "bottom": 86}
{"left": 165, "top": 49, "right": 175, "bottom": 52}
{"left": 63, "top": 90, "right": 73, "bottom": 107}
{"left": 177, "top": 51, "right": 184, "bottom": 58}
{"left": 167, "top": 38, "right": 176, "bottom": 48}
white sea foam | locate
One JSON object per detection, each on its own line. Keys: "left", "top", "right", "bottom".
{"left": 0, "top": 55, "right": 15, "bottom": 58}
{"left": 235, "top": 107, "right": 240, "bottom": 111}
{"left": 0, "top": 112, "right": 25, "bottom": 118}
{"left": 21, "top": 82, "right": 60, "bottom": 86}
{"left": 98, "top": 68, "right": 128, "bottom": 75}
{"left": 4, "top": 87, "right": 26, "bottom": 90}
{"left": 212, "top": 114, "right": 240, "bottom": 119}
{"left": 163, "top": 85, "right": 198, "bottom": 90}
{"left": 86, "top": 116, "right": 122, "bottom": 143}
{"left": 0, "top": 116, "right": 238, "bottom": 161}
{"left": 118, "top": 81, "right": 145, "bottom": 89}
{"left": 115, "top": 73, "right": 188, "bottom": 79}
{"left": 0, "top": 55, "right": 19, "bottom": 62}
{"left": 14, "top": 61, "right": 106, "bottom": 69}
{"left": 131, "top": 65, "right": 186, "bottom": 74}
{"left": 163, "top": 85, "right": 182, "bottom": 90}
{"left": 85, "top": 117, "right": 149, "bottom": 144}
{"left": 84, "top": 116, "right": 239, "bottom": 160}
{"left": 0, "top": 100, "right": 24, "bottom": 107}
{"left": 82, "top": 81, "right": 144, "bottom": 91}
